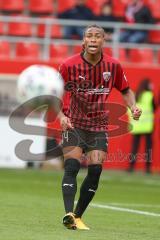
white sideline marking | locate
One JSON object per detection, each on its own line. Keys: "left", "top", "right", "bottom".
{"left": 109, "top": 203, "right": 160, "bottom": 208}
{"left": 90, "top": 203, "right": 160, "bottom": 217}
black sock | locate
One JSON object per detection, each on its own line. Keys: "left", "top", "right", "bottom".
{"left": 74, "top": 164, "right": 102, "bottom": 218}
{"left": 62, "top": 158, "right": 80, "bottom": 213}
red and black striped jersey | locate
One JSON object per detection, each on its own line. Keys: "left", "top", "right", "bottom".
{"left": 59, "top": 52, "right": 129, "bottom": 131}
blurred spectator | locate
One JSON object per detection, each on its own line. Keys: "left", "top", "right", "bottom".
{"left": 128, "top": 78, "right": 156, "bottom": 174}
{"left": 120, "top": 0, "right": 154, "bottom": 43}
{"left": 96, "top": 2, "right": 118, "bottom": 41}
{"left": 58, "top": 0, "right": 95, "bottom": 39}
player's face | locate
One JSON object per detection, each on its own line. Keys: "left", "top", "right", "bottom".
{"left": 83, "top": 28, "right": 105, "bottom": 55}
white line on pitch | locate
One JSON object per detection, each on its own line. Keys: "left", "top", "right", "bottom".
{"left": 90, "top": 203, "right": 160, "bottom": 217}
{"left": 108, "top": 202, "right": 160, "bottom": 208}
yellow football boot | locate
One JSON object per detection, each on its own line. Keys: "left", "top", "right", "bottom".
{"left": 75, "top": 218, "right": 90, "bottom": 230}
{"left": 62, "top": 212, "right": 77, "bottom": 230}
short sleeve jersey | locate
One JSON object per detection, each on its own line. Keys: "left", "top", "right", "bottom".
{"left": 59, "top": 52, "right": 129, "bottom": 131}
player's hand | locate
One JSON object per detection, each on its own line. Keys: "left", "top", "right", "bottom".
{"left": 131, "top": 106, "right": 142, "bottom": 120}
{"left": 59, "top": 115, "right": 73, "bottom": 131}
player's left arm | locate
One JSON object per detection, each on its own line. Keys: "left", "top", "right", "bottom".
{"left": 114, "top": 63, "right": 142, "bottom": 121}
{"left": 121, "top": 88, "right": 142, "bottom": 121}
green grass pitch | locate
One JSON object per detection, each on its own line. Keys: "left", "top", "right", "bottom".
{"left": 0, "top": 168, "right": 160, "bottom": 240}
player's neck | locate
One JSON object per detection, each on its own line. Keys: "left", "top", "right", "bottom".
{"left": 83, "top": 52, "right": 102, "bottom": 66}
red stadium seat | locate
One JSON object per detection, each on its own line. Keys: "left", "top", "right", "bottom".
{"left": 149, "top": 23, "right": 160, "bottom": 44}
{"left": 104, "top": 48, "right": 128, "bottom": 62}
{"left": 157, "top": 51, "right": 160, "bottom": 64}
{"left": 15, "top": 42, "right": 40, "bottom": 60}
{"left": 38, "top": 24, "right": 62, "bottom": 38}
{"left": 50, "top": 44, "right": 69, "bottom": 63}
{"left": 0, "top": 41, "right": 11, "bottom": 58}
{"left": 37, "top": 17, "right": 62, "bottom": 38}
{"left": 0, "top": 21, "right": 4, "bottom": 35}
{"left": 72, "top": 45, "right": 83, "bottom": 54}
{"left": 8, "top": 16, "right": 32, "bottom": 36}
{"left": 29, "top": 0, "right": 53, "bottom": 14}
{"left": 129, "top": 48, "right": 154, "bottom": 64}
{"left": 118, "top": 48, "right": 128, "bottom": 62}
{"left": 144, "top": 0, "right": 160, "bottom": 19}
{"left": 57, "top": 0, "right": 75, "bottom": 13}
{"left": 112, "top": 0, "right": 128, "bottom": 17}
{"left": 1, "top": 0, "right": 24, "bottom": 12}
{"left": 104, "top": 47, "right": 113, "bottom": 56}
{"left": 86, "top": 0, "right": 110, "bottom": 15}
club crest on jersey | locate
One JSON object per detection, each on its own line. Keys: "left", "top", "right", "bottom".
{"left": 103, "top": 72, "right": 111, "bottom": 82}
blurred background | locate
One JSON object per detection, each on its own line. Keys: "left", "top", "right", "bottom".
{"left": 0, "top": 0, "right": 160, "bottom": 172}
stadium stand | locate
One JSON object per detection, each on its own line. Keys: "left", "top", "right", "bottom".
{"left": 8, "top": 15, "right": 32, "bottom": 36}
{"left": 50, "top": 44, "right": 69, "bottom": 62}
{"left": 112, "top": 0, "right": 127, "bottom": 17}
{"left": 0, "top": 0, "right": 159, "bottom": 65}
{"left": 149, "top": 23, "right": 160, "bottom": 44}
{"left": 72, "top": 45, "right": 82, "bottom": 54}
{"left": 29, "top": 0, "right": 53, "bottom": 15}
{"left": 0, "top": 20, "right": 4, "bottom": 35}
{"left": 129, "top": 48, "right": 154, "bottom": 64}
{"left": 0, "top": 41, "right": 11, "bottom": 59}
{"left": 56, "top": 0, "right": 75, "bottom": 14}
{"left": 144, "top": 0, "right": 160, "bottom": 19}
{"left": 86, "top": 0, "right": 106, "bottom": 15}
{"left": 83, "top": 0, "right": 127, "bottom": 16}
{"left": 157, "top": 50, "right": 160, "bottom": 63}
{"left": 104, "top": 47, "right": 113, "bottom": 56}
{"left": 37, "top": 17, "right": 62, "bottom": 38}
{"left": 118, "top": 48, "right": 128, "bottom": 62}
{"left": 15, "top": 42, "right": 40, "bottom": 60}
{"left": 1, "top": 0, "right": 24, "bottom": 13}
{"left": 104, "top": 47, "right": 128, "bottom": 62}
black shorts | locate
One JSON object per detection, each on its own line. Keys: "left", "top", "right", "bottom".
{"left": 62, "top": 128, "right": 108, "bottom": 153}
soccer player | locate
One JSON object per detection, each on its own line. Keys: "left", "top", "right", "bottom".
{"left": 58, "top": 24, "right": 142, "bottom": 230}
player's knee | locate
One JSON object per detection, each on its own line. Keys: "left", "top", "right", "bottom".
{"left": 64, "top": 158, "right": 80, "bottom": 177}
{"left": 63, "top": 146, "right": 83, "bottom": 161}
{"left": 88, "top": 164, "right": 102, "bottom": 189}
{"left": 88, "top": 151, "right": 106, "bottom": 164}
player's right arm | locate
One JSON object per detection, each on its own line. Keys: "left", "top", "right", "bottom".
{"left": 58, "top": 62, "right": 73, "bottom": 131}
{"left": 58, "top": 111, "right": 73, "bottom": 131}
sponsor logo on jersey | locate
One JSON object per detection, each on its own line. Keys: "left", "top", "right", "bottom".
{"left": 87, "top": 88, "right": 110, "bottom": 95}
{"left": 79, "top": 75, "right": 86, "bottom": 81}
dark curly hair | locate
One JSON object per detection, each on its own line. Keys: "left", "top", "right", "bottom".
{"left": 83, "top": 24, "right": 105, "bottom": 37}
